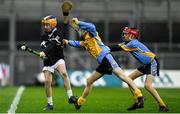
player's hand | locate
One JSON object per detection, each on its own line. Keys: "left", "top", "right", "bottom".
{"left": 70, "top": 18, "right": 79, "bottom": 25}
{"left": 63, "top": 39, "right": 69, "bottom": 46}
{"left": 39, "top": 51, "right": 46, "bottom": 59}
{"left": 69, "top": 18, "right": 79, "bottom": 27}
{"left": 69, "top": 18, "right": 79, "bottom": 31}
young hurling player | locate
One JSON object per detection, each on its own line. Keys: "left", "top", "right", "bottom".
{"left": 64, "top": 18, "right": 144, "bottom": 110}
{"left": 109, "top": 27, "right": 169, "bottom": 112}
{"left": 40, "top": 15, "right": 77, "bottom": 110}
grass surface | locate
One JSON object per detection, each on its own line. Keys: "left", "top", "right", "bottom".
{"left": 0, "top": 86, "right": 180, "bottom": 113}
{"left": 0, "top": 87, "right": 18, "bottom": 113}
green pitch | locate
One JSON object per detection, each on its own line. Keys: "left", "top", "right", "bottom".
{"left": 0, "top": 87, "right": 18, "bottom": 113}
{"left": 0, "top": 87, "right": 180, "bottom": 113}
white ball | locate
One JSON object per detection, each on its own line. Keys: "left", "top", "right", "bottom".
{"left": 37, "top": 72, "right": 45, "bottom": 83}
{"left": 21, "top": 45, "right": 26, "bottom": 50}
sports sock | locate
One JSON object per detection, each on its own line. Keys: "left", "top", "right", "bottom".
{"left": 67, "top": 89, "right": 73, "bottom": 98}
{"left": 134, "top": 89, "right": 143, "bottom": 98}
{"left": 159, "top": 98, "right": 166, "bottom": 106}
{"left": 47, "top": 96, "right": 53, "bottom": 105}
{"left": 77, "top": 96, "right": 86, "bottom": 105}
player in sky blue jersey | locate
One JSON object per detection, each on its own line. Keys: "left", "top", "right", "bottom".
{"left": 64, "top": 18, "right": 144, "bottom": 110}
{"left": 109, "top": 27, "right": 169, "bottom": 112}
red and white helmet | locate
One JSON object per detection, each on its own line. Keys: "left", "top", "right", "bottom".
{"left": 122, "top": 27, "right": 139, "bottom": 38}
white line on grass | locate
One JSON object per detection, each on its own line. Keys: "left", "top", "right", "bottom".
{"left": 7, "top": 86, "right": 25, "bottom": 114}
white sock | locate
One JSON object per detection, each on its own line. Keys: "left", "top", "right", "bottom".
{"left": 67, "top": 89, "right": 73, "bottom": 98}
{"left": 47, "top": 97, "right": 53, "bottom": 105}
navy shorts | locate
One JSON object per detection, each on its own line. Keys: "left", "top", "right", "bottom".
{"left": 96, "top": 54, "right": 119, "bottom": 75}
{"left": 137, "top": 58, "right": 159, "bottom": 76}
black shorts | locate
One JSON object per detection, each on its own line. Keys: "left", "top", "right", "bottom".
{"left": 137, "top": 58, "right": 159, "bottom": 76}
{"left": 96, "top": 54, "right": 119, "bottom": 75}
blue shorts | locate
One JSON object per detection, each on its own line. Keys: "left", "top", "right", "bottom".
{"left": 137, "top": 58, "right": 159, "bottom": 76}
{"left": 96, "top": 54, "right": 119, "bottom": 75}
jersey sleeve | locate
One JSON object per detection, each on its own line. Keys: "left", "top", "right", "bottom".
{"left": 78, "top": 21, "right": 97, "bottom": 37}
{"left": 40, "top": 35, "right": 46, "bottom": 51}
{"left": 117, "top": 41, "right": 137, "bottom": 52}
{"left": 68, "top": 40, "right": 84, "bottom": 48}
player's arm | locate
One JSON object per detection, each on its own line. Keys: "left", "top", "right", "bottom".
{"left": 40, "top": 37, "right": 63, "bottom": 59}
{"left": 64, "top": 39, "right": 84, "bottom": 48}
{"left": 40, "top": 37, "right": 48, "bottom": 59}
{"left": 109, "top": 44, "right": 124, "bottom": 52}
{"left": 109, "top": 43, "right": 137, "bottom": 52}
{"left": 70, "top": 18, "right": 97, "bottom": 37}
{"left": 42, "top": 40, "right": 56, "bottom": 53}
{"left": 42, "top": 39, "right": 61, "bottom": 54}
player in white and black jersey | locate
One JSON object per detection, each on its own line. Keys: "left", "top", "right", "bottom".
{"left": 39, "top": 15, "right": 77, "bottom": 110}
{"left": 40, "top": 26, "right": 64, "bottom": 66}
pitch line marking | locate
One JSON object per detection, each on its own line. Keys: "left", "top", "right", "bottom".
{"left": 7, "top": 86, "right": 25, "bottom": 114}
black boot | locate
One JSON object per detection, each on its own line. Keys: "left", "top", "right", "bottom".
{"left": 127, "top": 97, "right": 144, "bottom": 111}
{"left": 159, "top": 106, "right": 169, "bottom": 112}
{"left": 69, "top": 96, "right": 81, "bottom": 110}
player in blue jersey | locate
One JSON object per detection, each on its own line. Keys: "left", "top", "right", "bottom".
{"left": 64, "top": 18, "right": 144, "bottom": 110}
{"left": 109, "top": 27, "right": 169, "bottom": 112}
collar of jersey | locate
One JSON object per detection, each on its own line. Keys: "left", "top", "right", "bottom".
{"left": 48, "top": 28, "right": 57, "bottom": 37}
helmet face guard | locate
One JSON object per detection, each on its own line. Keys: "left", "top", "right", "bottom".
{"left": 41, "top": 15, "right": 57, "bottom": 32}
{"left": 122, "top": 27, "right": 139, "bottom": 41}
